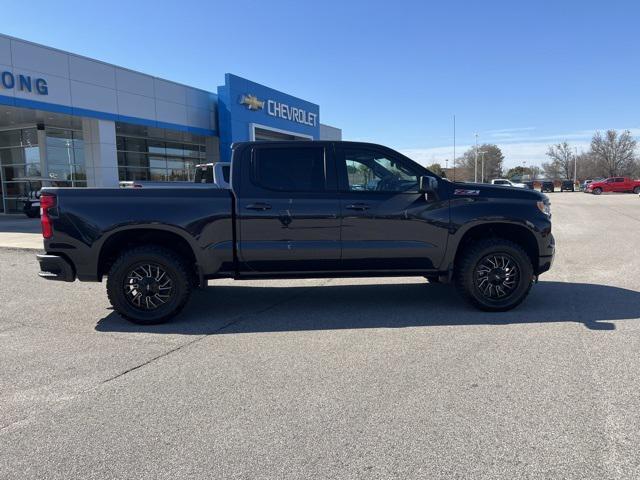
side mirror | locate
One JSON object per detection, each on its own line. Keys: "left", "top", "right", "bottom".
{"left": 419, "top": 176, "right": 438, "bottom": 194}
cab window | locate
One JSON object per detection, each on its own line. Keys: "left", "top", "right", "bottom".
{"left": 340, "top": 149, "right": 420, "bottom": 193}
{"left": 252, "top": 147, "right": 326, "bottom": 192}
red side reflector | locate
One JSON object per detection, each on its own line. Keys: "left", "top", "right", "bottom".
{"left": 40, "top": 193, "right": 56, "bottom": 239}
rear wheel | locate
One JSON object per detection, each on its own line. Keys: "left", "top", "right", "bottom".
{"left": 592, "top": 187, "right": 603, "bottom": 195}
{"left": 455, "top": 238, "right": 533, "bottom": 311}
{"left": 633, "top": 186, "right": 640, "bottom": 194}
{"left": 106, "top": 246, "right": 192, "bottom": 324}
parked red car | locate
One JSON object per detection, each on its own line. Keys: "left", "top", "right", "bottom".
{"left": 586, "top": 177, "right": 640, "bottom": 195}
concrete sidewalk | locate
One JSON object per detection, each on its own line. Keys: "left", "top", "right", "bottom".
{"left": 0, "top": 215, "right": 43, "bottom": 250}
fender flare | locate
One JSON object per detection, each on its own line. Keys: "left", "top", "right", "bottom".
{"left": 92, "top": 224, "right": 205, "bottom": 279}
{"left": 440, "top": 219, "right": 542, "bottom": 273}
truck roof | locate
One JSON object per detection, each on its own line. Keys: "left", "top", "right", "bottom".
{"left": 231, "top": 140, "right": 388, "bottom": 150}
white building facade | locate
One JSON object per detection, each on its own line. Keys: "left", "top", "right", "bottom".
{"left": 0, "top": 34, "right": 340, "bottom": 213}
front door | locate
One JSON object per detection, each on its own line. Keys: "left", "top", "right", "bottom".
{"left": 237, "top": 144, "right": 341, "bottom": 273}
{"left": 336, "top": 145, "right": 450, "bottom": 272}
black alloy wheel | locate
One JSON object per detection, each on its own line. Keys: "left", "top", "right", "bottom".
{"left": 455, "top": 238, "right": 533, "bottom": 311}
{"left": 474, "top": 253, "right": 519, "bottom": 300}
{"left": 123, "top": 263, "right": 174, "bottom": 311}
{"left": 106, "top": 246, "right": 192, "bottom": 324}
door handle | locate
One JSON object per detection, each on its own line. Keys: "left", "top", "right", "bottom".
{"left": 245, "top": 202, "right": 272, "bottom": 211}
{"left": 345, "top": 203, "right": 370, "bottom": 211}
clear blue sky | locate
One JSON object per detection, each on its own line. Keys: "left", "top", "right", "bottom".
{"left": 3, "top": 0, "right": 639, "bottom": 168}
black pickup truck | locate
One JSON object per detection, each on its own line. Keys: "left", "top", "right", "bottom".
{"left": 37, "top": 141, "right": 554, "bottom": 324}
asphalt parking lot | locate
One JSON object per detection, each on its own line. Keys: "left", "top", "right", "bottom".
{"left": 1, "top": 192, "right": 640, "bottom": 479}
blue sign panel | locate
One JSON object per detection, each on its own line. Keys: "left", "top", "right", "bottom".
{"left": 217, "top": 73, "right": 320, "bottom": 161}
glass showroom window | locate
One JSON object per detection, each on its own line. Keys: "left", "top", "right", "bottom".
{"left": 0, "top": 128, "right": 41, "bottom": 213}
{"left": 45, "top": 127, "right": 86, "bottom": 187}
{"left": 117, "top": 131, "right": 206, "bottom": 182}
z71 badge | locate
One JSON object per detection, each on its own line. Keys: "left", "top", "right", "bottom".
{"left": 454, "top": 189, "right": 480, "bottom": 196}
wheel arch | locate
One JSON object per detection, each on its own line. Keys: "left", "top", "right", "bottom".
{"left": 96, "top": 226, "right": 201, "bottom": 282}
{"left": 449, "top": 222, "right": 540, "bottom": 274}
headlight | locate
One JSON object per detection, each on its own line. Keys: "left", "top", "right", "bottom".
{"left": 537, "top": 200, "right": 551, "bottom": 217}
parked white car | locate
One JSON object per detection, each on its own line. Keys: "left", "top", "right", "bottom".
{"left": 119, "top": 163, "right": 231, "bottom": 190}
{"left": 491, "top": 178, "right": 526, "bottom": 188}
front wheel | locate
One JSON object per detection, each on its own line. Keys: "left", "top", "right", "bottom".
{"left": 592, "top": 187, "right": 603, "bottom": 195}
{"left": 106, "top": 246, "right": 192, "bottom": 324}
{"left": 455, "top": 238, "right": 533, "bottom": 311}
{"left": 633, "top": 186, "right": 640, "bottom": 194}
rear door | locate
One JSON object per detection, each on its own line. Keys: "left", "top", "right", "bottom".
{"left": 236, "top": 144, "right": 340, "bottom": 273}
{"left": 612, "top": 177, "right": 626, "bottom": 192}
{"left": 336, "top": 145, "right": 450, "bottom": 271}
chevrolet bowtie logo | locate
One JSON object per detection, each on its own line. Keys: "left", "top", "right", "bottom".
{"left": 240, "top": 94, "right": 264, "bottom": 111}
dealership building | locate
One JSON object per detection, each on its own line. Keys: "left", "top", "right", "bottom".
{"left": 0, "top": 33, "right": 341, "bottom": 213}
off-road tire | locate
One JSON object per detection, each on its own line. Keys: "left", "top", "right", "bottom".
{"left": 455, "top": 238, "right": 533, "bottom": 312}
{"left": 106, "top": 246, "right": 192, "bottom": 325}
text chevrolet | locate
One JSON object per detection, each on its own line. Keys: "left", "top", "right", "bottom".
{"left": 37, "top": 141, "right": 555, "bottom": 324}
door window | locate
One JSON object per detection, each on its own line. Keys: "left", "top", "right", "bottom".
{"left": 252, "top": 147, "right": 325, "bottom": 192}
{"left": 342, "top": 149, "right": 420, "bottom": 192}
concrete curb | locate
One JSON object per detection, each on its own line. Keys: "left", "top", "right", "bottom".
{"left": 0, "top": 245, "right": 43, "bottom": 252}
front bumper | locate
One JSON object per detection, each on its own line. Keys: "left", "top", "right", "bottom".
{"left": 37, "top": 254, "right": 75, "bottom": 282}
{"left": 537, "top": 232, "right": 555, "bottom": 275}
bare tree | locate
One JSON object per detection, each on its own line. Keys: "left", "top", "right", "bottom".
{"left": 541, "top": 160, "right": 562, "bottom": 179}
{"left": 459, "top": 144, "right": 504, "bottom": 180}
{"left": 427, "top": 163, "right": 446, "bottom": 177}
{"left": 544, "top": 141, "right": 574, "bottom": 179}
{"left": 530, "top": 165, "right": 542, "bottom": 180}
{"left": 590, "top": 130, "right": 637, "bottom": 177}
{"left": 574, "top": 152, "right": 600, "bottom": 180}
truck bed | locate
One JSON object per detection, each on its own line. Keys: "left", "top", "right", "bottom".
{"left": 42, "top": 187, "right": 234, "bottom": 281}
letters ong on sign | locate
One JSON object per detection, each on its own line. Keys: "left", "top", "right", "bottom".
{"left": 1, "top": 71, "right": 48, "bottom": 95}
{"left": 267, "top": 100, "right": 316, "bottom": 127}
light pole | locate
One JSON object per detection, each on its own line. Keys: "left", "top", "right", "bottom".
{"left": 453, "top": 115, "right": 456, "bottom": 182}
{"left": 574, "top": 147, "right": 578, "bottom": 183}
{"left": 474, "top": 133, "right": 479, "bottom": 183}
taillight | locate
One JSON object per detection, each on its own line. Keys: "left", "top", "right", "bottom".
{"left": 40, "top": 193, "right": 56, "bottom": 239}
